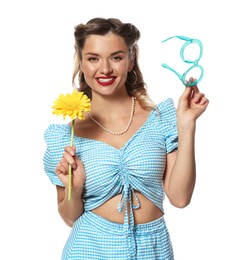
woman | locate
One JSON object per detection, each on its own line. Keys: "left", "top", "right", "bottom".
{"left": 43, "top": 17, "right": 209, "bottom": 259}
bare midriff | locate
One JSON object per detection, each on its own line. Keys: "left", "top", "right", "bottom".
{"left": 92, "top": 191, "right": 164, "bottom": 224}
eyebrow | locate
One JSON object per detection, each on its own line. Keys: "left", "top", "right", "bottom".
{"left": 84, "top": 50, "right": 126, "bottom": 56}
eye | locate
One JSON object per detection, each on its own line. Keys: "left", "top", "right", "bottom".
{"left": 111, "top": 56, "right": 123, "bottom": 62}
{"left": 87, "top": 57, "right": 99, "bottom": 62}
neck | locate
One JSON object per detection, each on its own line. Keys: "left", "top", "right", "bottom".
{"left": 87, "top": 96, "right": 136, "bottom": 135}
{"left": 90, "top": 94, "right": 132, "bottom": 120}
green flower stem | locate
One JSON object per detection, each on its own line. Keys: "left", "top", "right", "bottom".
{"left": 68, "top": 119, "right": 75, "bottom": 202}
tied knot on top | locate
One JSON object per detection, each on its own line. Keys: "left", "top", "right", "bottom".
{"left": 118, "top": 182, "right": 141, "bottom": 213}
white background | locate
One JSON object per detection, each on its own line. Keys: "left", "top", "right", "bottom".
{"left": 0, "top": 0, "right": 234, "bottom": 259}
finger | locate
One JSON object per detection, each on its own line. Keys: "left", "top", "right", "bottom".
{"left": 199, "top": 97, "right": 209, "bottom": 106}
{"left": 63, "top": 151, "right": 77, "bottom": 170}
{"left": 189, "top": 77, "right": 197, "bottom": 82}
{"left": 55, "top": 164, "right": 66, "bottom": 176}
{"left": 74, "top": 157, "right": 84, "bottom": 170}
{"left": 193, "top": 92, "right": 205, "bottom": 103}
{"left": 181, "top": 85, "right": 193, "bottom": 99}
{"left": 64, "top": 146, "right": 76, "bottom": 156}
{"left": 185, "top": 77, "right": 197, "bottom": 88}
{"left": 190, "top": 85, "right": 200, "bottom": 100}
{"left": 191, "top": 85, "right": 199, "bottom": 93}
{"left": 60, "top": 157, "right": 69, "bottom": 171}
{"left": 56, "top": 158, "right": 69, "bottom": 174}
{"left": 55, "top": 167, "right": 62, "bottom": 176}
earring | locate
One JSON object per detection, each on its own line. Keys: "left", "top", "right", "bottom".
{"left": 126, "top": 70, "right": 138, "bottom": 85}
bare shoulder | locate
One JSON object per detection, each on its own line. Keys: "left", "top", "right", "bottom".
{"left": 134, "top": 100, "right": 153, "bottom": 122}
{"left": 72, "top": 113, "right": 100, "bottom": 139}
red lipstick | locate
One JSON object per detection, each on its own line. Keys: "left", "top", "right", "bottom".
{"left": 96, "top": 77, "right": 117, "bottom": 86}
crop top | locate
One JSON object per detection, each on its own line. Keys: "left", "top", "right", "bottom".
{"left": 43, "top": 98, "right": 178, "bottom": 231}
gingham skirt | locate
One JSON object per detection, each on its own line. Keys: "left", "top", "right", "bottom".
{"left": 62, "top": 211, "right": 174, "bottom": 260}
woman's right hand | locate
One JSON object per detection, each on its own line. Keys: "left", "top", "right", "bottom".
{"left": 55, "top": 146, "right": 86, "bottom": 191}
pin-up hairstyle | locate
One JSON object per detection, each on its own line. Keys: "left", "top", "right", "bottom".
{"left": 73, "top": 17, "right": 155, "bottom": 110}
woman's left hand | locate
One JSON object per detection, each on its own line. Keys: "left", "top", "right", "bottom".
{"left": 177, "top": 78, "right": 209, "bottom": 125}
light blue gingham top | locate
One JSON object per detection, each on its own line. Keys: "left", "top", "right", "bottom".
{"left": 43, "top": 98, "right": 178, "bottom": 221}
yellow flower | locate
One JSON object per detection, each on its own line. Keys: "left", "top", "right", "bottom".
{"left": 52, "top": 90, "right": 91, "bottom": 202}
{"left": 52, "top": 91, "right": 91, "bottom": 120}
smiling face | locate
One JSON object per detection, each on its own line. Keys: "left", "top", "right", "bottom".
{"left": 80, "top": 32, "right": 134, "bottom": 98}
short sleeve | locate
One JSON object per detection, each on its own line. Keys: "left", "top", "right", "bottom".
{"left": 157, "top": 98, "right": 178, "bottom": 153}
{"left": 43, "top": 124, "right": 71, "bottom": 186}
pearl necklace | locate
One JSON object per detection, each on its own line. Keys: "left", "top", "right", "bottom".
{"left": 88, "top": 97, "right": 136, "bottom": 135}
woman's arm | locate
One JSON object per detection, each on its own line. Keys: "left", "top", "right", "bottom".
{"left": 164, "top": 128, "right": 196, "bottom": 208}
{"left": 56, "top": 185, "right": 84, "bottom": 227}
{"left": 55, "top": 146, "right": 86, "bottom": 227}
{"left": 164, "top": 83, "right": 209, "bottom": 208}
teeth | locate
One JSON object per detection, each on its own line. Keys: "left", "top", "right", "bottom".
{"left": 98, "top": 78, "right": 113, "bottom": 82}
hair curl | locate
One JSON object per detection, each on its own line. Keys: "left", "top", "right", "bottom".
{"left": 72, "top": 17, "right": 156, "bottom": 111}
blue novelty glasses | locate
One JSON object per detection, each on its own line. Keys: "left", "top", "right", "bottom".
{"left": 162, "top": 35, "right": 204, "bottom": 87}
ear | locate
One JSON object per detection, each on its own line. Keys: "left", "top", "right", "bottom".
{"left": 128, "top": 57, "right": 134, "bottom": 72}
{"left": 80, "top": 61, "right": 84, "bottom": 73}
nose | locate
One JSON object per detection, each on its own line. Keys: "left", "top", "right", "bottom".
{"left": 99, "top": 60, "right": 112, "bottom": 74}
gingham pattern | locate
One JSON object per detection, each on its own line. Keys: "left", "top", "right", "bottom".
{"left": 62, "top": 211, "right": 174, "bottom": 260}
{"left": 43, "top": 98, "right": 178, "bottom": 259}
